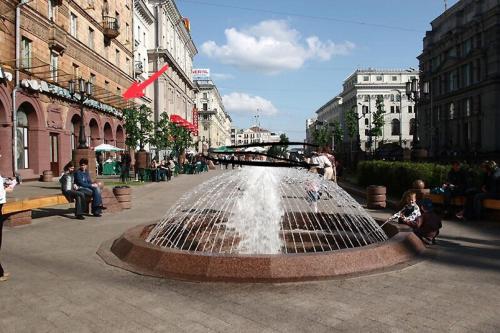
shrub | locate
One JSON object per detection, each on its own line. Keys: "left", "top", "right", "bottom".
{"left": 356, "top": 161, "right": 449, "bottom": 196}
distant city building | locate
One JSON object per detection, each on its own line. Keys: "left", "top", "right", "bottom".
{"left": 339, "top": 68, "right": 419, "bottom": 152}
{"left": 230, "top": 127, "right": 239, "bottom": 146}
{"left": 418, "top": 0, "right": 498, "bottom": 157}
{"left": 305, "top": 118, "right": 316, "bottom": 154}
{"left": 194, "top": 77, "right": 232, "bottom": 150}
{"left": 234, "top": 126, "right": 280, "bottom": 145}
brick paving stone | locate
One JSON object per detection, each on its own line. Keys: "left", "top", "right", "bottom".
{"left": 1, "top": 169, "right": 499, "bottom": 332}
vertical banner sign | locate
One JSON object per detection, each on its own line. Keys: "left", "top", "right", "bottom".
{"left": 192, "top": 108, "right": 199, "bottom": 136}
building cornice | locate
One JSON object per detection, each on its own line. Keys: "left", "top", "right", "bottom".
{"left": 135, "top": 0, "right": 155, "bottom": 25}
{"left": 163, "top": 0, "right": 197, "bottom": 56}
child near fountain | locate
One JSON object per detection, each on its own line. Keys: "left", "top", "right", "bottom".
{"left": 388, "top": 191, "right": 421, "bottom": 224}
{"left": 305, "top": 178, "right": 321, "bottom": 213}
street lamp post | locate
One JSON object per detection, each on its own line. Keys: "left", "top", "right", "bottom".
{"left": 406, "top": 78, "right": 429, "bottom": 159}
{"left": 69, "top": 77, "right": 93, "bottom": 149}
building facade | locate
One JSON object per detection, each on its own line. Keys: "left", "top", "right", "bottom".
{"left": 133, "top": 0, "right": 155, "bottom": 108}
{"left": 234, "top": 126, "right": 280, "bottom": 145}
{"left": 340, "top": 69, "right": 419, "bottom": 152}
{"left": 148, "top": 0, "right": 197, "bottom": 126}
{"left": 0, "top": 0, "right": 135, "bottom": 178}
{"left": 194, "top": 77, "right": 231, "bottom": 150}
{"left": 418, "top": 0, "right": 500, "bottom": 157}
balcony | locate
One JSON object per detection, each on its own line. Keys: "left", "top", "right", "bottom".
{"left": 102, "top": 16, "right": 120, "bottom": 39}
{"left": 48, "top": 23, "right": 67, "bottom": 55}
{"left": 134, "top": 61, "right": 144, "bottom": 75}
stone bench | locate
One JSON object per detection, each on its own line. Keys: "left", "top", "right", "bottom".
{"left": 2, "top": 187, "right": 123, "bottom": 227}
{"left": 2, "top": 194, "right": 70, "bottom": 226}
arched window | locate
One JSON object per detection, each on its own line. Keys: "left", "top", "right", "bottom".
{"left": 17, "top": 110, "right": 29, "bottom": 169}
{"left": 409, "top": 118, "right": 416, "bottom": 135}
{"left": 391, "top": 119, "right": 400, "bottom": 136}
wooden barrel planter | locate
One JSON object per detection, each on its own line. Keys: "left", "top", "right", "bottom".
{"left": 366, "top": 185, "right": 386, "bottom": 209}
{"left": 113, "top": 186, "right": 132, "bottom": 209}
{"left": 41, "top": 170, "right": 53, "bottom": 182}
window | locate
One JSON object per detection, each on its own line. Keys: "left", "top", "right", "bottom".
{"left": 363, "top": 76, "right": 369, "bottom": 81}
{"left": 90, "top": 73, "right": 96, "bottom": 84}
{"left": 396, "top": 106, "right": 400, "bottom": 113}
{"left": 203, "top": 103, "right": 208, "bottom": 111}
{"left": 376, "top": 75, "right": 382, "bottom": 81}
{"left": 104, "top": 80, "right": 110, "bottom": 90}
{"left": 17, "top": 109, "right": 29, "bottom": 169}
{"left": 364, "top": 118, "right": 369, "bottom": 125}
{"left": 143, "top": 32, "right": 146, "bottom": 46}
{"left": 203, "top": 93, "right": 207, "bottom": 99}
{"left": 70, "top": 13, "right": 78, "bottom": 37}
{"left": 126, "top": 57, "right": 130, "bottom": 73}
{"left": 50, "top": 52, "right": 58, "bottom": 82}
{"left": 116, "top": 87, "right": 121, "bottom": 95}
{"left": 390, "top": 106, "right": 395, "bottom": 113}
{"left": 48, "top": 0, "right": 56, "bottom": 21}
{"left": 409, "top": 118, "right": 416, "bottom": 135}
{"left": 449, "top": 103, "right": 455, "bottom": 120}
{"left": 390, "top": 95, "right": 395, "bottom": 102}
{"left": 88, "top": 28, "right": 94, "bottom": 49}
{"left": 72, "top": 63, "right": 79, "bottom": 78}
{"left": 391, "top": 119, "right": 400, "bottom": 136}
{"left": 408, "top": 106, "right": 413, "bottom": 113}
{"left": 465, "top": 98, "right": 471, "bottom": 117}
{"left": 392, "top": 76, "right": 397, "bottom": 81}
{"left": 137, "top": 26, "right": 141, "bottom": 43}
{"left": 21, "top": 37, "right": 32, "bottom": 70}
{"left": 396, "top": 94, "right": 401, "bottom": 102}
{"left": 364, "top": 95, "right": 369, "bottom": 102}
{"left": 115, "top": 49, "right": 120, "bottom": 66}
{"left": 125, "top": 23, "right": 129, "bottom": 42}
{"left": 463, "top": 38, "right": 472, "bottom": 55}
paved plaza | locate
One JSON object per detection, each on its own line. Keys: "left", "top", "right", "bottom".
{"left": 1, "top": 170, "right": 499, "bottom": 332}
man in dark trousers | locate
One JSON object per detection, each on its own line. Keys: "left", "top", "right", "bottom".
{"left": 74, "top": 158, "right": 104, "bottom": 217}
{"left": 442, "top": 161, "right": 468, "bottom": 216}
{"left": 60, "top": 162, "right": 87, "bottom": 220}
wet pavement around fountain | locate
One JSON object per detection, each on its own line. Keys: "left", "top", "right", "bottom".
{"left": 1, "top": 169, "right": 499, "bottom": 332}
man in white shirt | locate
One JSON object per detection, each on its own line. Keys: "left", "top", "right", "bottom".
{"left": 318, "top": 153, "right": 333, "bottom": 180}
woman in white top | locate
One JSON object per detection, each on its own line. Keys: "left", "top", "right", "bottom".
{"left": 0, "top": 167, "right": 15, "bottom": 282}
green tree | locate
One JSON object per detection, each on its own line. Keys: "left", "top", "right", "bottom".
{"left": 372, "top": 95, "right": 386, "bottom": 151}
{"left": 168, "top": 122, "right": 193, "bottom": 164}
{"left": 312, "top": 124, "right": 331, "bottom": 150}
{"left": 345, "top": 106, "right": 359, "bottom": 160}
{"left": 149, "top": 112, "right": 171, "bottom": 159}
{"left": 268, "top": 133, "right": 290, "bottom": 158}
{"left": 122, "top": 104, "right": 154, "bottom": 151}
{"left": 331, "top": 120, "right": 343, "bottom": 152}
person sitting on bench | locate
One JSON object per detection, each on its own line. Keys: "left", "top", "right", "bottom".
{"left": 74, "top": 158, "right": 104, "bottom": 217}
{"left": 59, "top": 162, "right": 88, "bottom": 220}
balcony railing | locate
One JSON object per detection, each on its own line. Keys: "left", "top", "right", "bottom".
{"left": 102, "top": 16, "right": 120, "bottom": 39}
{"left": 48, "top": 23, "right": 67, "bottom": 54}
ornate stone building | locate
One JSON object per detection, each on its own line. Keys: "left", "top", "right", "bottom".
{"left": 0, "top": 0, "right": 135, "bottom": 178}
{"left": 194, "top": 77, "right": 231, "bottom": 150}
{"left": 418, "top": 0, "right": 500, "bottom": 157}
{"left": 148, "top": 0, "right": 197, "bottom": 126}
{"left": 339, "top": 69, "right": 419, "bottom": 152}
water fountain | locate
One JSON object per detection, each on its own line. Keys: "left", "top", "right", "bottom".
{"left": 100, "top": 167, "right": 424, "bottom": 282}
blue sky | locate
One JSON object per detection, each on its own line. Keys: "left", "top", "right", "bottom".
{"left": 176, "top": 0, "right": 459, "bottom": 141}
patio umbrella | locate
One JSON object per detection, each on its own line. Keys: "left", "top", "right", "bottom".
{"left": 94, "top": 143, "right": 124, "bottom": 152}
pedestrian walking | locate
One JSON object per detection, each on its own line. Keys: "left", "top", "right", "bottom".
{"left": 1, "top": 154, "right": 15, "bottom": 282}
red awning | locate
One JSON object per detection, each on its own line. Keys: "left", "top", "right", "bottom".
{"left": 170, "top": 114, "right": 196, "bottom": 133}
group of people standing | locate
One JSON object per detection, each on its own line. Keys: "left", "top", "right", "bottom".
{"left": 308, "top": 150, "right": 338, "bottom": 182}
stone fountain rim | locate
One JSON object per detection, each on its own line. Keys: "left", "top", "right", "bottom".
{"left": 97, "top": 221, "right": 426, "bottom": 283}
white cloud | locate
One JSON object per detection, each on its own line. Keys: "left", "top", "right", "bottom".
{"left": 222, "top": 92, "right": 278, "bottom": 116}
{"left": 201, "top": 20, "right": 355, "bottom": 74}
{"left": 211, "top": 72, "right": 234, "bottom": 81}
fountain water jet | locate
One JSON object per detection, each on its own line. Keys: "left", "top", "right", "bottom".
{"left": 101, "top": 167, "right": 425, "bottom": 282}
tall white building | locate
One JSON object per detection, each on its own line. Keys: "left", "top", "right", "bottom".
{"left": 148, "top": 0, "right": 197, "bottom": 125}
{"left": 313, "top": 69, "right": 419, "bottom": 152}
{"left": 133, "top": 0, "right": 155, "bottom": 108}
{"left": 194, "top": 76, "right": 232, "bottom": 150}
{"left": 234, "top": 127, "right": 280, "bottom": 145}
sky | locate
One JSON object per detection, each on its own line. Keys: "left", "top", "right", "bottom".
{"left": 176, "top": 0, "right": 460, "bottom": 142}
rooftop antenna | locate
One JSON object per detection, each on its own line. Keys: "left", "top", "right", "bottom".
{"left": 444, "top": 0, "right": 448, "bottom": 11}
